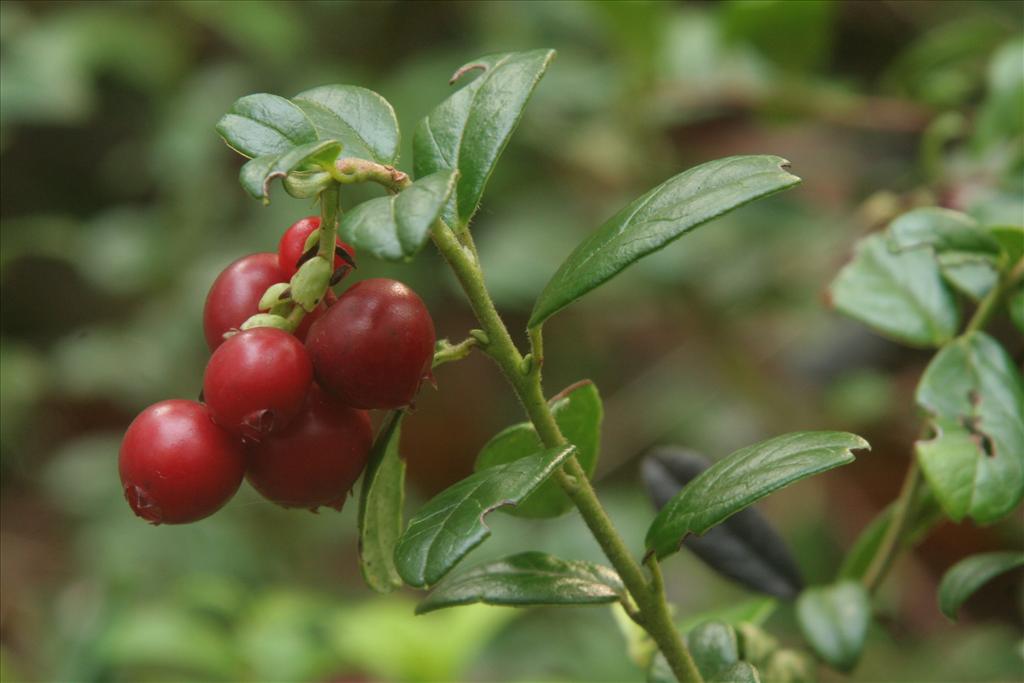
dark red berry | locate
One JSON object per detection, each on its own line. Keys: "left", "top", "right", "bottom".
{"left": 277, "top": 216, "right": 356, "bottom": 278}
{"left": 306, "top": 278, "right": 436, "bottom": 410}
{"left": 119, "top": 400, "right": 245, "bottom": 524}
{"left": 203, "top": 253, "right": 284, "bottom": 351}
{"left": 245, "top": 386, "right": 373, "bottom": 511}
{"left": 203, "top": 327, "right": 313, "bottom": 440}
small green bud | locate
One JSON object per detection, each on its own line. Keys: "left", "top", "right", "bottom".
{"left": 290, "top": 256, "right": 332, "bottom": 312}
{"left": 762, "top": 649, "right": 816, "bottom": 683}
{"left": 258, "top": 283, "right": 291, "bottom": 312}
{"left": 468, "top": 328, "right": 490, "bottom": 346}
{"left": 686, "top": 621, "right": 739, "bottom": 680}
{"left": 283, "top": 170, "right": 333, "bottom": 199}
{"left": 240, "top": 313, "right": 292, "bottom": 332}
{"left": 736, "top": 622, "right": 780, "bottom": 668}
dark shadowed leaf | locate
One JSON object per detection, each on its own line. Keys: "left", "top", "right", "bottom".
{"left": 416, "top": 551, "right": 624, "bottom": 614}
{"left": 915, "top": 331, "right": 1024, "bottom": 523}
{"left": 829, "top": 232, "right": 960, "bottom": 348}
{"left": 938, "top": 551, "right": 1024, "bottom": 620}
{"left": 645, "top": 432, "right": 868, "bottom": 560}
{"left": 796, "top": 581, "right": 870, "bottom": 673}
{"left": 394, "top": 445, "right": 575, "bottom": 588}
{"left": 642, "top": 447, "right": 804, "bottom": 598}
{"left": 338, "top": 170, "right": 457, "bottom": 261}
{"left": 530, "top": 155, "right": 800, "bottom": 328}
{"left": 358, "top": 411, "right": 405, "bottom": 593}
{"left": 292, "top": 84, "right": 400, "bottom": 164}
{"left": 475, "top": 380, "right": 602, "bottom": 518}
{"left": 413, "top": 49, "right": 556, "bottom": 228}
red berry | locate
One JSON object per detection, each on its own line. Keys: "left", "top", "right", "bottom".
{"left": 306, "top": 278, "right": 436, "bottom": 409}
{"left": 245, "top": 386, "right": 373, "bottom": 510}
{"left": 203, "top": 253, "right": 284, "bottom": 351}
{"left": 119, "top": 400, "right": 245, "bottom": 524}
{"left": 277, "top": 216, "right": 356, "bottom": 278}
{"left": 203, "top": 327, "right": 313, "bottom": 440}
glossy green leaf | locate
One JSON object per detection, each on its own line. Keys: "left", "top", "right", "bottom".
{"left": 915, "top": 331, "right": 1024, "bottom": 523}
{"left": 709, "top": 662, "right": 761, "bottom": 683}
{"left": 216, "top": 93, "right": 316, "bottom": 158}
{"left": 415, "top": 551, "right": 624, "bottom": 614}
{"left": 938, "top": 551, "right": 1024, "bottom": 620}
{"left": 530, "top": 155, "right": 800, "bottom": 328}
{"left": 413, "top": 49, "right": 556, "bottom": 227}
{"left": 292, "top": 85, "right": 400, "bottom": 164}
{"left": 888, "top": 207, "right": 999, "bottom": 255}
{"left": 838, "top": 483, "right": 943, "bottom": 580}
{"left": 475, "top": 380, "right": 602, "bottom": 518}
{"left": 1008, "top": 285, "right": 1024, "bottom": 334}
{"left": 829, "top": 232, "right": 960, "bottom": 348}
{"left": 796, "top": 581, "right": 870, "bottom": 673}
{"left": 686, "top": 621, "right": 739, "bottom": 681}
{"left": 358, "top": 411, "right": 406, "bottom": 593}
{"left": 239, "top": 139, "right": 342, "bottom": 202}
{"left": 394, "top": 445, "right": 575, "bottom": 588}
{"left": 645, "top": 432, "right": 868, "bottom": 560}
{"left": 338, "top": 170, "right": 457, "bottom": 261}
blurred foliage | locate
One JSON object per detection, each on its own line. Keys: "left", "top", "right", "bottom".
{"left": 1, "top": 1, "right": 1022, "bottom": 681}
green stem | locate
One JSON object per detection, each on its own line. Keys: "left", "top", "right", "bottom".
{"left": 429, "top": 219, "right": 702, "bottom": 683}
{"left": 964, "top": 255, "right": 1021, "bottom": 335}
{"left": 861, "top": 459, "right": 923, "bottom": 594}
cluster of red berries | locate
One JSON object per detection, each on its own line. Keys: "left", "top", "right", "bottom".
{"left": 119, "top": 217, "right": 436, "bottom": 524}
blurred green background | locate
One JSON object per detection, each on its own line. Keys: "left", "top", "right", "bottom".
{"left": 2, "top": 1, "right": 1022, "bottom": 681}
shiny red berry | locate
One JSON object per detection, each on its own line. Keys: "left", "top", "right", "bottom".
{"left": 119, "top": 400, "right": 245, "bottom": 524}
{"left": 306, "top": 278, "right": 436, "bottom": 410}
{"left": 203, "top": 253, "right": 284, "bottom": 351}
{"left": 277, "top": 216, "right": 356, "bottom": 278}
{"left": 245, "top": 386, "right": 373, "bottom": 511}
{"left": 203, "top": 327, "right": 313, "bottom": 440}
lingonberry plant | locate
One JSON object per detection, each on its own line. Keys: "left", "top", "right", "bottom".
{"left": 116, "top": 48, "right": 1023, "bottom": 682}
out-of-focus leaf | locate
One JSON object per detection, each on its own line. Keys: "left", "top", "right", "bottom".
{"left": 937, "top": 252, "right": 999, "bottom": 301}
{"left": 796, "top": 581, "right": 870, "bottom": 673}
{"left": 888, "top": 207, "right": 999, "bottom": 255}
{"left": 974, "top": 38, "right": 1024, "bottom": 151}
{"left": 762, "top": 649, "right": 817, "bottom": 683}
{"left": 722, "top": 0, "right": 835, "bottom": 74}
{"left": 416, "top": 551, "right": 623, "bottom": 614}
{"left": 990, "top": 225, "right": 1024, "bottom": 263}
{"left": 338, "top": 170, "right": 457, "bottom": 261}
{"left": 938, "top": 551, "right": 1024, "bottom": 620}
{"left": 1008, "top": 285, "right": 1024, "bottom": 334}
{"left": 710, "top": 662, "right": 761, "bottom": 683}
{"left": 475, "top": 380, "right": 602, "bottom": 518}
{"left": 915, "top": 332, "right": 1024, "bottom": 523}
{"left": 413, "top": 49, "right": 556, "bottom": 227}
{"left": 687, "top": 621, "right": 739, "bottom": 681}
{"left": 678, "top": 598, "right": 778, "bottom": 636}
{"left": 237, "top": 592, "right": 336, "bottom": 682}
{"left": 645, "top": 432, "right": 868, "bottom": 560}
{"left": 642, "top": 447, "right": 804, "bottom": 598}
{"left": 292, "top": 85, "right": 400, "bottom": 164}
{"left": 829, "top": 232, "right": 960, "bottom": 348}
{"left": 838, "top": 483, "right": 944, "bottom": 581}
{"left": 394, "top": 445, "right": 575, "bottom": 587}
{"left": 358, "top": 411, "right": 406, "bottom": 593}
{"left": 530, "top": 155, "right": 800, "bottom": 328}
{"left": 735, "top": 622, "right": 780, "bottom": 668}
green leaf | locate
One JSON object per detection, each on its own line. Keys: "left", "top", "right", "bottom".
{"left": 240, "top": 139, "right": 342, "bottom": 202}
{"left": 530, "top": 155, "right": 800, "bottom": 328}
{"left": 338, "top": 170, "right": 458, "bottom": 261}
{"left": 292, "top": 84, "right": 400, "bottom": 164}
{"left": 915, "top": 331, "right": 1024, "bottom": 523}
{"left": 709, "top": 662, "right": 761, "bottom": 683}
{"left": 989, "top": 225, "right": 1024, "bottom": 263}
{"left": 938, "top": 551, "right": 1024, "bottom": 620}
{"left": 415, "top": 551, "right": 624, "bottom": 614}
{"left": 678, "top": 598, "right": 778, "bottom": 636}
{"left": 216, "top": 93, "right": 317, "bottom": 158}
{"left": 645, "top": 432, "right": 868, "bottom": 560}
{"left": 838, "top": 483, "right": 944, "bottom": 580}
{"left": 475, "top": 380, "right": 602, "bottom": 518}
{"left": 1008, "top": 285, "right": 1024, "bottom": 334}
{"left": 686, "top": 621, "right": 739, "bottom": 681}
{"left": 796, "top": 581, "right": 870, "bottom": 673}
{"left": 936, "top": 251, "right": 999, "bottom": 301}
{"left": 761, "top": 650, "right": 816, "bottom": 683}
{"left": 888, "top": 207, "right": 999, "bottom": 256}
{"left": 829, "top": 232, "right": 960, "bottom": 348}
{"left": 358, "top": 411, "right": 406, "bottom": 594}
{"left": 394, "top": 444, "right": 575, "bottom": 588}
{"left": 413, "top": 49, "right": 556, "bottom": 228}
